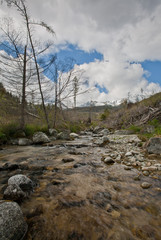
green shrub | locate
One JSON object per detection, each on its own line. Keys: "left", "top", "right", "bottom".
{"left": 0, "top": 131, "right": 7, "bottom": 143}
{"left": 128, "top": 125, "right": 141, "bottom": 133}
{"left": 0, "top": 123, "right": 19, "bottom": 139}
{"left": 24, "top": 124, "right": 48, "bottom": 137}
{"left": 100, "top": 109, "right": 110, "bottom": 121}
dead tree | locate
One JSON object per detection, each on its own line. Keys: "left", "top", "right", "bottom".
{"left": 3, "top": 0, "right": 55, "bottom": 130}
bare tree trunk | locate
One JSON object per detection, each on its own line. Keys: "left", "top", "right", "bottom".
{"left": 20, "top": 44, "right": 27, "bottom": 129}
{"left": 53, "top": 80, "right": 58, "bottom": 128}
{"left": 23, "top": 5, "right": 50, "bottom": 130}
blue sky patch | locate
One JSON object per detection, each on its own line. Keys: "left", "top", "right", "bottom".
{"left": 95, "top": 83, "right": 108, "bottom": 94}
{"left": 56, "top": 43, "right": 103, "bottom": 65}
{"left": 141, "top": 60, "right": 161, "bottom": 84}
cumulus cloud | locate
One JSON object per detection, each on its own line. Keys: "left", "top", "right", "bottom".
{"left": 73, "top": 60, "right": 161, "bottom": 104}
{"left": 0, "top": 0, "right": 161, "bottom": 105}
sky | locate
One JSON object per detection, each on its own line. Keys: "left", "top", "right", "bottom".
{"left": 0, "top": 0, "right": 161, "bottom": 106}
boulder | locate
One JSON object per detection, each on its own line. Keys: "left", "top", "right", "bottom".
{"left": 33, "top": 132, "right": 50, "bottom": 144}
{"left": 0, "top": 201, "right": 28, "bottom": 240}
{"left": 4, "top": 174, "right": 33, "bottom": 201}
{"left": 100, "top": 128, "right": 110, "bottom": 135}
{"left": 18, "top": 138, "right": 32, "bottom": 146}
{"left": 10, "top": 139, "right": 19, "bottom": 145}
{"left": 49, "top": 128, "right": 58, "bottom": 137}
{"left": 57, "top": 130, "right": 70, "bottom": 140}
{"left": 146, "top": 137, "right": 161, "bottom": 154}
{"left": 93, "top": 126, "right": 103, "bottom": 134}
{"left": 8, "top": 174, "right": 33, "bottom": 191}
{"left": 3, "top": 184, "right": 26, "bottom": 201}
{"left": 103, "top": 157, "right": 115, "bottom": 164}
{"left": 70, "top": 133, "right": 79, "bottom": 140}
{"left": 99, "top": 136, "right": 110, "bottom": 147}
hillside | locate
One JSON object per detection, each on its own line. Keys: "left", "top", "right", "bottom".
{"left": 100, "top": 92, "right": 161, "bottom": 136}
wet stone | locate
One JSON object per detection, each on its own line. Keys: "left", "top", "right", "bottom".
{"left": 124, "top": 166, "right": 132, "bottom": 170}
{"left": 104, "top": 157, "right": 115, "bottom": 164}
{"left": 73, "top": 162, "right": 87, "bottom": 168}
{"left": 133, "top": 175, "right": 141, "bottom": 181}
{"left": 141, "top": 182, "right": 152, "bottom": 189}
{"left": 59, "top": 198, "right": 85, "bottom": 208}
{"left": 0, "top": 163, "right": 20, "bottom": 171}
{"left": 62, "top": 158, "right": 75, "bottom": 163}
{"left": 52, "top": 179, "right": 69, "bottom": 186}
{"left": 143, "top": 171, "right": 149, "bottom": 176}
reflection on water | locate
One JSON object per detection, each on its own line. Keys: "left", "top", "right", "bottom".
{"left": 0, "top": 136, "right": 161, "bottom": 240}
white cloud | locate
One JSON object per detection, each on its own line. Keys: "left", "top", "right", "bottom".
{"left": 0, "top": 0, "right": 161, "bottom": 105}
{"left": 73, "top": 60, "right": 161, "bottom": 104}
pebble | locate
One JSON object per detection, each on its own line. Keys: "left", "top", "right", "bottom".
{"left": 111, "top": 210, "right": 120, "bottom": 219}
{"left": 142, "top": 166, "right": 157, "bottom": 171}
{"left": 141, "top": 182, "right": 151, "bottom": 189}
{"left": 104, "top": 157, "right": 115, "bottom": 164}
{"left": 124, "top": 166, "right": 132, "bottom": 170}
{"left": 62, "top": 158, "right": 75, "bottom": 163}
{"left": 133, "top": 175, "right": 141, "bottom": 181}
{"left": 143, "top": 171, "right": 149, "bottom": 176}
{"left": 125, "top": 152, "right": 133, "bottom": 157}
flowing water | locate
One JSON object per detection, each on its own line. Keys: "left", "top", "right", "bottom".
{"left": 0, "top": 135, "right": 161, "bottom": 240}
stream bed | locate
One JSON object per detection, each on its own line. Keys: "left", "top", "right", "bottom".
{"left": 0, "top": 134, "right": 161, "bottom": 240}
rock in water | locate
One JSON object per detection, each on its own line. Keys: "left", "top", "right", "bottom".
{"left": 0, "top": 201, "right": 28, "bottom": 240}
{"left": 70, "top": 133, "right": 79, "bottom": 140}
{"left": 146, "top": 137, "right": 161, "bottom": 154}
{"left": 33, "top": 132, "right": 50, "bottom": 144}
{"left": 100, "top": 128, "right": 110, "bottom": 135}
{"left": 104, "top": 157, "right": 115, "bottom": 164}
{"left": 18, "top": 138, "right": 32, "bottom": 146}
{"left": 8, "top": 174, "right": 33, "bottom": 191}
{"left": 49, "top": 128, "right": 58, "bottom": 137}
{"left": 57, "top": 130, "right": 70, "bottom": 140}
{"left": 98, "top": 136, "right": 110, "bottom": 147}
{"left": 141, "top": 182, "right": 151, "bottom": 189}
{"left": 4, "top": 174, "right": 33, "bottom": 201}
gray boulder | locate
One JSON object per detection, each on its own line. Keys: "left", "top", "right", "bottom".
{"left": 146, "top": 137, "right": 161, "bottom": 154}
{"left": 10, "top": 139, "right": 19, "bottom": 145}
{"left": 33, "top": 132, "right": 50, "bottom": 144}
{"left": 93, "top": 126, "right": 103, "bottom": 134}
{"left": 96, "top": 136, "right": 110, "bottom": 147}
{"left": 8, "top": 174, "right": 33, "bottom": 190}
{"left": 100, "top": 128, "right": 110, "bottom": 135}
{"left": 70, "top": 133, "right": 79, "bottom": 139}
{"left": 3, "top": 184, "right": 26, "bottom": 201}
{"left": 49, "top": 128, "right": 58, "bottom": 137}
{"left": 0, "top": 201, "right": 28, "bottom": 240}
{"left": 4, "top": 174, "right": 33, "bottom": 201}
{"left": 18, "top": 138, "right": 32, "bottom": 146}
{"left": 57, "top": 130, "right": 70, "bottom": 140}
{"left": 103, "top": 157, "right": 115, "bottom": 164}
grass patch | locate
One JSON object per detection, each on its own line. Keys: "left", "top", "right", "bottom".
{"left": 0, "top": 123, "right": 19, "bottom": 139}
{"left": 24, "top": 124, "right": 48, "bottom": 137}
{"left": 128, "top": 125, "right": 142, "bottom": 133}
